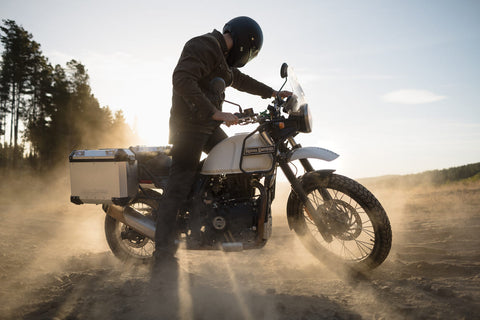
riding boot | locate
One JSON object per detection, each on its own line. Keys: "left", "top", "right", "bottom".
{"left": 151, "top": 248, "right": 179, "bottom": 286}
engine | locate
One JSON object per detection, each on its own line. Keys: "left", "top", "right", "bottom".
{"left": 185, "top": 174, "right": 267, "bottom": 250}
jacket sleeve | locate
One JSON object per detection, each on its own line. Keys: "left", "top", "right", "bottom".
{"left": 231, "top": 68, "right": 275, "bottom": 99}
{"left": 172, "top": 37, "right": 219, "bottom": 120}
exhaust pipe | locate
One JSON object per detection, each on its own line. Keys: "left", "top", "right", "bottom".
{"left": 105, "top": 205, "right": 156, "bottom": 239}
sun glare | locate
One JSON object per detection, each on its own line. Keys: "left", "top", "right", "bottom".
{"left": 132, "top": 111, "right": 170, "bottom": 146}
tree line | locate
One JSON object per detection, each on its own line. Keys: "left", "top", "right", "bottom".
{"left": 361, "top": 162, "right": 480, "bottom": 189}
{"left": 0, "top": 19, "right": 138, "bottom": 172}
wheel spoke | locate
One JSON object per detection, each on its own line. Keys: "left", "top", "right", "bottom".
{"left": 309, "top": 190, "right": 323, "bottom": 207}
{"left": 355, "top": 239, "right": 373, "bottom": 254}
{"left": 340, "top": 240, "right": 357, "bottom": 260}
{"left": 361, "top": 227, "right": 375, "bottom": 238}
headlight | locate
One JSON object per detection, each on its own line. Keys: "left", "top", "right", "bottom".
{"left": 289, "top": 103, "right": 312, "bottom": 133}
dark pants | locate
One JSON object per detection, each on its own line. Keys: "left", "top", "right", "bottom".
{"left": 154, "top": 127, "right": 227, "bottom": 257}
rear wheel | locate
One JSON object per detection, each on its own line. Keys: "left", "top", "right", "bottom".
{"left": 287, "top": 172, "right": 392, "bottom": 270}
{"left": 104, "top": 189, "right": 161, "bottom": 264}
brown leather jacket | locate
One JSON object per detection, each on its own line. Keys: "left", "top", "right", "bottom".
{"left": 169, "top": 29, "right": 274, "bottom": 141}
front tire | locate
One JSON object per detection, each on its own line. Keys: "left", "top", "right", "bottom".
{"left": 104, "top": 189, "right": 160, "bottom": 264}
{"left": 287, "top": 172, "right": 392, "bottom": 270}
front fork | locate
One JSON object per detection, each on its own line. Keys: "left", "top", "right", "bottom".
{"left": 281, "top": 138, "right": 333, "bottom": 241}
{"left": 286, "top": 137, "right": 332, "bottom": 200}
{"left": 279, "top": 159, "right": 334, "bottom": 242}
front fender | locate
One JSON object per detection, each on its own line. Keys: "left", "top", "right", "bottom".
{"left": 287, "top": 147, "right": 339, "bottom": 163}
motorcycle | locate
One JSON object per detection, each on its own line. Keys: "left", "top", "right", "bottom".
{"left": 70, "top": 63, "right": 392, "bottom": 271}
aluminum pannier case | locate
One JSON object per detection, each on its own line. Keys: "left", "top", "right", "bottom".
{"left": 69, "top": 148, "right": 138, "bottom": 205}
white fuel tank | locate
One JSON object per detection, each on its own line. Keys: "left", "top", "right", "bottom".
{"left": 201, "top": 133, "right": 274, "bottom": 175}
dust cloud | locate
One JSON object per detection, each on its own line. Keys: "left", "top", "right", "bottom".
{"left": 1, "top": 170, "right": 479, "bottom": 319}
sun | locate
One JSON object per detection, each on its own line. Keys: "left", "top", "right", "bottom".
{"left": 128, "top": 109, "right": 170, "bottom": 147}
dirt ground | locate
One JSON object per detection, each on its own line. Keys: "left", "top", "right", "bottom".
{"left": 0, "top": 172, "right": 479, "bottom": 320}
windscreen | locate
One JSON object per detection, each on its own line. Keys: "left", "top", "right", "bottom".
{"left": 287, "top": 66, "right": 307, "bottom": 112}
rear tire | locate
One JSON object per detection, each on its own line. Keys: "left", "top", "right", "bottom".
{"left": 104, "top": 189, "right": 161, "bottom": 264}
{"left": 287, "top": 172, "right": 392, "bottom": 270}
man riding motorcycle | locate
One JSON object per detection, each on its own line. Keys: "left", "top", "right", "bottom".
{"left": 154, "top": 16, "right": 291, "bottom": 272}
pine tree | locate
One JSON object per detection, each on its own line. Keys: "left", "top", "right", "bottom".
{"left": 0, "top": 19, "right": 46, "bottom": 165}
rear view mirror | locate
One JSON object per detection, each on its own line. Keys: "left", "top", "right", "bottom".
{"left": 280, "top": 63, "right": 289, "bottom": 79}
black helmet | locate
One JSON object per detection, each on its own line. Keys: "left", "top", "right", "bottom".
{"left": 223, "top": 16, "right": 263, "bottom": 68}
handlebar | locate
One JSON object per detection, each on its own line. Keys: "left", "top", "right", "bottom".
{"left": 234, "top": 114, "right": 257, "bottom": 125}
{"left": 231, "top": 107, "right": 258, "bottom": 125}
{"left": 225, "top": 96, "right": 288, "bottom": 126}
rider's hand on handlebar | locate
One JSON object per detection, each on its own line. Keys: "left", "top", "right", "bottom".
{"left": 273, "top": 90, "right": 293, "bottom": 99}
{"left": 212, "top": 110, "right": 239, "bottom": 127}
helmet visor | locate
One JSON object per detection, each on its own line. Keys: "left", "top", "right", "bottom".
{"left": 247, "top": 46, "right": 260, "bottom": 62}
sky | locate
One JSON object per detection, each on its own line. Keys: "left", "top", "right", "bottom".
{"left": 1, "top": 0, "right": 479, "bottom": 178}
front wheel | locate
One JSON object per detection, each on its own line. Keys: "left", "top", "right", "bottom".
{"left": 287, "top": 172, "right": 392, "bottom": 270}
